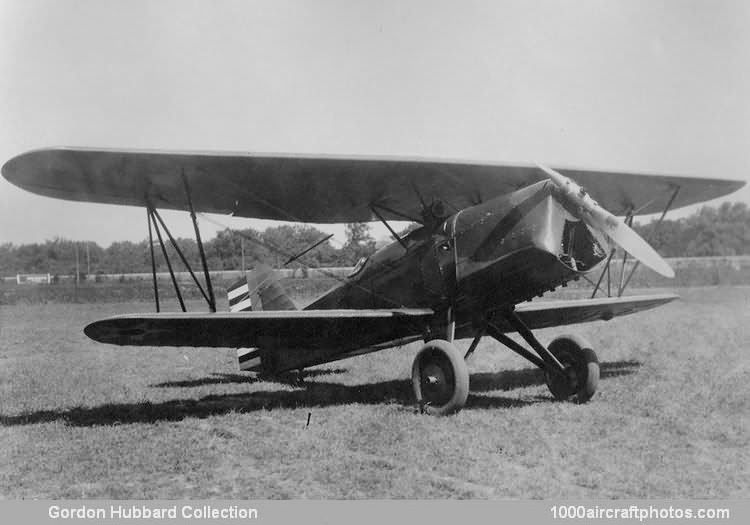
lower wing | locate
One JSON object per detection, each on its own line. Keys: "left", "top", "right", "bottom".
{"left": 501, "top": 293, "right": 678, "bottom": 331}
{"left": 84, "top": 308, "right": 434, "bottom": 350}
{"left": 85, "top": 294, "right": 677, "bottom": 349}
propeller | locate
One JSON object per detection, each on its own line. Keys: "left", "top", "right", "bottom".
{"left": 537, "top": 164, "right": 675, "bottom": 278}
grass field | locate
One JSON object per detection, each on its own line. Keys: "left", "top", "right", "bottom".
{"left": 1, "top": 287, "right": 748, "bottom": 498}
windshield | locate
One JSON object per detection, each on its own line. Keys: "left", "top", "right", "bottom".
{"left": 348, "top": 256, "right": 368, "bottom": 278}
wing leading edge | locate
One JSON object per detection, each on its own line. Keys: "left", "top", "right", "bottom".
{"left": 3, "top": 147, "right": 744, "bottom": 222}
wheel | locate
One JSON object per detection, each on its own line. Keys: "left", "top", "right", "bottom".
{"left": 544, "top": 334, "right": 599, "bottom": 403}
{"left": 411, "top": 339, "right": 470, "bottom": 415}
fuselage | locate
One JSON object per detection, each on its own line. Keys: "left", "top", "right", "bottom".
{"left": 306, "top": 180, "right": 607, "bottom": 332}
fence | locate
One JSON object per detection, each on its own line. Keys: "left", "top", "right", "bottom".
{"left": 15, "top": 273, "right": 52, "bottom": 284}
{"left": 1, "top": 267, "right": 353, "bottom": 284}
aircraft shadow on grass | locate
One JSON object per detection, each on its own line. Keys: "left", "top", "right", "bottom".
{"left": 151, "top": 368, "right": 349, "bottom": 388}
{"left": 0, "top": 360, "right": 640, "bottom": 428}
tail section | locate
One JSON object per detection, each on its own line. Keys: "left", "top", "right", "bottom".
{"left": 227, "top": 265, "right": 296, "bottom": 372}
{"left": 227, "top": 277, "right": 253, "bottom": 312}
{"left": 227, "top": 265, "right": 296, "bottom": 313}
{"left": 246, "top": 264, "right": 296, "bottom": 311}
{"left": 236, "top": 347, "right": 262, "bottom": 371}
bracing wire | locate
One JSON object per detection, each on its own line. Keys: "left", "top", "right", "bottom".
{"left": 197, "top": 212, "right": 416, "bottom": 310}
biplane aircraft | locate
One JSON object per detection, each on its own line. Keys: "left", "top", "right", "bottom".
{"left": 2, "top": 148, "right": 744, "bottom": 414}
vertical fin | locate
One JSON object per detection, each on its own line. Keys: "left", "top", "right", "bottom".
{"left": 227, "top": 277, "right": 253, "bottom": 312}
{"left": 247, "top": 264, "right": 297, "bottom": 311}
{"left": 230, "top": 264, "right": 296, "bottom": 374}
{"left": 228, "top": 274, "right": 258, "bottom": 370}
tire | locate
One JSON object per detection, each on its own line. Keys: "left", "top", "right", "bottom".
{"left": 544, "top": 334, "right": 599, "bottom": 403}
{"left": 411, "top": 339, "right": 470, "bottom": 415}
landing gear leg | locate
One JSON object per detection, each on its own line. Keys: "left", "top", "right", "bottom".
{"left": 544, "top": 335, "right": 599, "bottom": 403}
{"left": 464, "top": 329, "right": 484, "bottom": 359}
{"left": 487, "top": 310, "right": 600, "bottom": 403}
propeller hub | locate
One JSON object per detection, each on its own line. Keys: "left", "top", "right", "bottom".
{"left": 537, "top": 164, "right": 675, "bottom": 279}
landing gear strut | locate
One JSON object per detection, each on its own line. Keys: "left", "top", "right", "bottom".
{"left": 487, "top": 310, "right": 600, "bottom": 403}
{"left": 410, "top": 308, "right": 600, "bottom": 414}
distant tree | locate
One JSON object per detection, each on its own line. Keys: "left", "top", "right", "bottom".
{"left": 0, "top": 243, "right": 16, "bottom": 276}
{"left": 103, "top": 241, "right": 147, "bottom": 274}
{"left": 14, "top": 243, "right": 47, "bottom": 273}
{"left": 84, "top": 242, "right": 105, "bottom": 274}
{"left": 683, "top": 203, "right": 750, "bottom": 256}
{"left": 634, "top": 202, "right": 750, "bottom": 257}
{"left": 633, "top": 219, "right": 684, "bottom": 257}
{"left": 236, "top": 228, "right": 273, "bottom": 268}
{"left": 339, "top": 223, "right": 377, "bottom": 265}
{"left": 262, "top": 225, "right": 337, "bottom": 268}
{"left": 208, "top": 229, "right": 242, "bottom": 270}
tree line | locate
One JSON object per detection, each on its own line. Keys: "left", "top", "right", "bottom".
{"left": 0, "top": 223, "right": 376, "bottom": 279}
{"left": 633, "top": 202, "right": 749, "bottom": 257}
{"left": 1, "top": 202, "right": 748, "bottom": 279}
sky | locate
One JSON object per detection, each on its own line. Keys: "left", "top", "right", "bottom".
{"left": 1, "top": 0, "right": 749, "bottom": 249}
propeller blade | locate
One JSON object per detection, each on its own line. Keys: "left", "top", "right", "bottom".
{"left": 537, "top": 164, "right": 675, "bottom": 278}
{"left": 603, "top": 220, "right": 675, "bottom": 278}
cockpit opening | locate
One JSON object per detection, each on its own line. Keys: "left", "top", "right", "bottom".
{"left": 348, "top": 256, "right": 368, "bottom": 278}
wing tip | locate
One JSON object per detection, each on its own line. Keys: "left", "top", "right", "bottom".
{"left": 1, "top": 153, "right": 21, "bottom": 184}
{"left": 729, "top": 179, "right": 747, "bottom": 192}
{"left": 2, "top": 148, "right": 59, "bottom": 190}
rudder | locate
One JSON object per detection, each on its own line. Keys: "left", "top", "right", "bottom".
{"left": 227, "top": 265, "right": 296, "bottom": 373}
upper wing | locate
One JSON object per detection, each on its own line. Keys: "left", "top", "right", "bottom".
{"left": 3, "top": 147, "right": 744, "bottom": 222}
{"left": 84, "top": 308, "right": 433, "bottom": 349}
{"left": 500, "top": 293, "right": 678, "bottom": 332}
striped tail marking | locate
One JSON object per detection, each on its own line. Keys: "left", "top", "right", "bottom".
{"left": 237, "top": 347, "right": 262, "bottom": 371}
{"left": 227, "top": 278, "right": 253, "bottom": 312}
{"left": 228, "top": 277, "right": 261, "bottom": 371}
